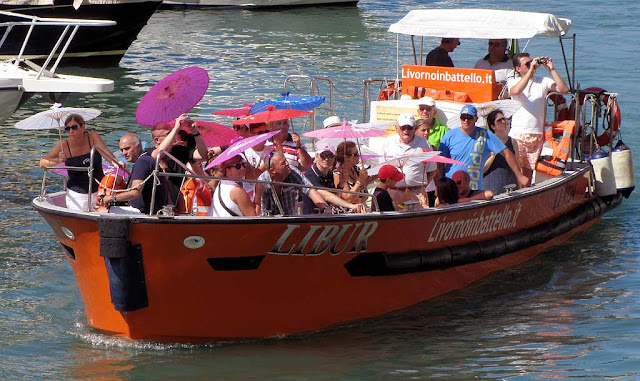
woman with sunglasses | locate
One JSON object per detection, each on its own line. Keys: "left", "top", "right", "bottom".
{"left": 39, "top": 114, "right": 123, "bottom": 211}
{"left": 211, "top": 155, "right": 257, "bottom": 217}
{"left": 483, "top": 109, "right": 520, "bottom": 195}
{"left": 334, "top": 141, "right": 370, "bottom": 204}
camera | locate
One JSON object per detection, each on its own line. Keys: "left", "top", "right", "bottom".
{"left": 536, "top": 58, "right": 547, "bottom": 65}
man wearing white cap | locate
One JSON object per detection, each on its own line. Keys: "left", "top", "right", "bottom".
{"left": 303, "top": 141, "right": 366, "bottom": 214}
{"left": 438, "top": 105, "right": 528, "bottom": 191}
{"left": 416, "top": 97, "right": 449, "bottom": 149}
{"left": 380, "top": 113, "right": 436, "bottom": 207}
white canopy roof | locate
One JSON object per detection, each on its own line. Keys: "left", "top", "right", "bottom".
{"left": 388, "top": 9, "right": 572, "bottom": 39}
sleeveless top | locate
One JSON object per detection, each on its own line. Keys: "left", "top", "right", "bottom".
{"left": 483, "top": 137, "right": 516, "bottom": 195}
{"left": 211, "top": 181, "right": 244, "bottom": 217}
{"left": 65, "top": 133, "right": 104, "bottom": 194}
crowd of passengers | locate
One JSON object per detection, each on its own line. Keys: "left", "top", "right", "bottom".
{"left": 40, "top": 39, "right": 568, "bottom": 216}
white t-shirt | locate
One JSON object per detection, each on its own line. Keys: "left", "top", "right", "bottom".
{"left": 380, "top": 135, "right": 437, "bottom": 189}
{"left": 473, "top": 58, "right": 514, "bottom": 84}
{"left": 243, "top": 145, "right": 274, "bottom": 170}
{"left": 507, "top": 75, "right": 555, "bottom": 135}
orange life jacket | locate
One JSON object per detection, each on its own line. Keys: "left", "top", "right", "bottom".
{"left": 96, "top": 173, "right": 126, "bottom": 206}
{"left": 178, "top": 178, "right": 212, "bottom": 216}
{"left": 535, "top": 120, "right": 576, "bottom": 176}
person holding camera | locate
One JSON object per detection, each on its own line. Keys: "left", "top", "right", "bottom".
{"left": 507, "top": 53, "right": 569, "bottom": 181}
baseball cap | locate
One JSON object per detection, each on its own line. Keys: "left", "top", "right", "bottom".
{"left": 316, "top": 139, "right": 336, "bottom": 155}
{"left": 397, "top": 113, "right": 415, "bottom": 127}
{"left": 378, "top": 165, "right": 404, "bottom": 181}
{"left": 460, "top": 104, "right": 477, "bottom": 117}
{"left": 418, "top": 96, "right": 436, "bottom": 107}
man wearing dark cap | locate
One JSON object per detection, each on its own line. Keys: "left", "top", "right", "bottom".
{"left": 302, "top": 141, "right": 366, "bottom": 214}
{"left": 426, "top": 38, "right": 460, "bottom": 67}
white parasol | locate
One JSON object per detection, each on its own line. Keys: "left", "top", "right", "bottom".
{"left": 16, "top": 103, "right": 102, "bottom": 142}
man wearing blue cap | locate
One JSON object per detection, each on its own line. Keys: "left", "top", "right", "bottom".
{"left": 437, "top": 105, "right": 528, "bottom": 191}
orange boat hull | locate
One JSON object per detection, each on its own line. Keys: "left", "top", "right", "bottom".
{"left": 34, "top": 167, "right": 621, "bottom": 342}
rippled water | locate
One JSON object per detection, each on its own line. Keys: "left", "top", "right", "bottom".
{"left": 1, "top": 0, "right": 639, "bottom": 379}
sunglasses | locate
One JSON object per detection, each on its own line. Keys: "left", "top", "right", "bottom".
{"left": 460, "top": 115, "right": 475, "bottom": 121}
{"left": 346, "top": 152, "right": 360, "bottom": 157}
{"left": 495, "top": 117, "right": 507, "bottom": 123}
{"left": 228, "top": 162, "right": 247, "bottom": 170}
{"left": 523, "top": 61, "right": 532, "bottom": 68}
{"left": 488, "top": 42, "right": 506, "bottom": 47}
{"left": 319, "top": 152, "right": 335, "bottom": 160}
{"left": 399, "top": 125, "right": 414, "bottom": 131}
{"left": 64, "top": 124, "right": 81, "bottom": 132}
{"left": 419, "top": 106, "right": 432, "bottom": 111}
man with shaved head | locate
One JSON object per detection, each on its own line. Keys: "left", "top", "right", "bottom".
{"left": 101, "top": 133, "right": 168, "bottom": 214}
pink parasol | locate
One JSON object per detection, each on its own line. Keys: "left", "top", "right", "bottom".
{"left": 135, "top": 67, "right": 210, "bottom": 127}
{"left": 302, "top": 119, "right": 388, "bottom": 139}
{"left": 205, "top": 130, "right": 279, "bottom": 170}
{"left": 423, "top": 155, "right": 466, "bottom": 165}
{"left": 232, "top": 105, "right": 311, "bottom": 126}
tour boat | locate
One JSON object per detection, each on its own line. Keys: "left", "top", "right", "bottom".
{"left": 0, "top": 0, "right": 162, "bottom": 66}
{"left": 159, "top": 0, "right": 358, "bottom": 10}
{"left": 32, "top": 9, "right": 634, "bottom": 342}
{"left": 0, "top": 11, "right": 114, "bottom": 123}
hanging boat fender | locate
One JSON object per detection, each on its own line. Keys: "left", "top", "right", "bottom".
{"left": 611, "top": 140, "right": 636, "bottom": 198}
{"left": 590, "top": 148, "right": 617, "bottom": 197}
{"left": 179, "top": 178, "right": 213, "bottom": 215}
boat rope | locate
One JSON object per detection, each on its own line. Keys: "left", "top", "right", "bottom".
{"left": 93, "top": 171, "right": 159, "bottom": 194}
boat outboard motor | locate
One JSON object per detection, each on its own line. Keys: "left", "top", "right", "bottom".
{"left": 591, "top": 148, "right": 617, "bottom": 197}
{"left": 611, "top": 140, "right": 636, "bottom": 198}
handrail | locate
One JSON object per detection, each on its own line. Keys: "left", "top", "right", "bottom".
{"left": 152, "top": 149, "right": 380, "bottom": 217}
{"left": 0, "top": 10, "right": 116, "bottom": 75}
{"left": 40, "top": 147, "right": 382, "bottom": 216}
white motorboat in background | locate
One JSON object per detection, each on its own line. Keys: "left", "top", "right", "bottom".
{"left": 0, "top": 11, "right": 114, "bottom": 123}
{"left": 160, "top": 0, "right": 358, "bottom": 9}
{"left": 0, "top": 0, "right": 162, "bottom": 66}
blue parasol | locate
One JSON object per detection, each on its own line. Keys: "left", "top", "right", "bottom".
{"left": 250, "top": 92, "right": 325, "bottom": 114}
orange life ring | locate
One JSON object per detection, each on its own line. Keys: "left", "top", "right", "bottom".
{"left": 535, "top": 120, "right": 577, "bottom": 177}
{"left": 548, "top": 93, "right": 571, "bottom": 121}
{"left": 96, "top": 173, "right": 126, "bottom": 206}
{"left": 178, "top": 178, "right": 212, "bottom": 216}
{"left": 378, "top": 81, "right": 400, "bottom": 101}
{"left": 574, "top": 87, "right": 621, "bottom": 147}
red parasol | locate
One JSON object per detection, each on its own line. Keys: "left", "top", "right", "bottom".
{"left": 211, "top": 103, "right": 253, "bottom": 117}
{"left": 135, "top": 66, "right": 210, "bottom": 127}
{"left": 191, "top": 121, "right": 238, "bottom": 147}
{"left": 231, "top": 105, "right": 311, "bottom": 126}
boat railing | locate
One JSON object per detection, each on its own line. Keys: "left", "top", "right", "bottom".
{"left": 38, "top": 144, "right": 117, "bottom": 212}
{"left": 152, "top": 149, "right": 380, "bottom": 217}
{"left": 362, "top": 78, "right": 402, "bottom": 122}
{"left": 0, "top": 11, "right": 116, "bottom": 77}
